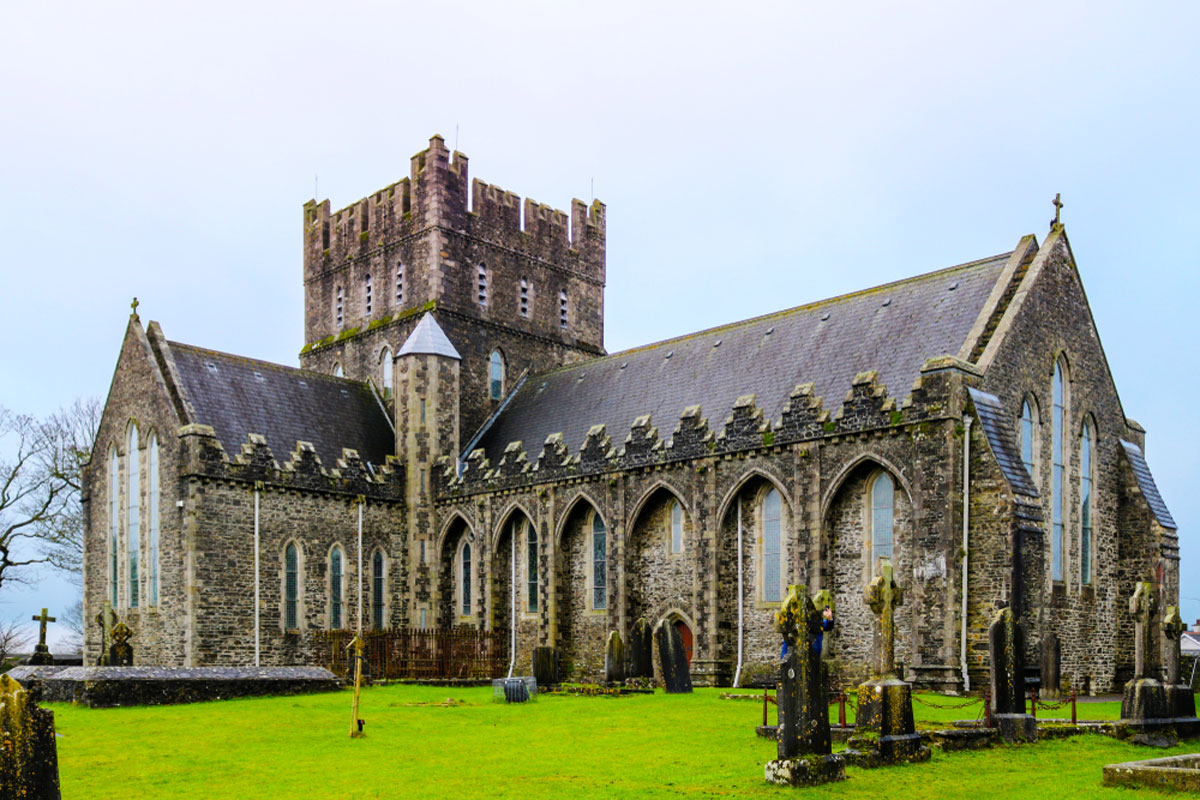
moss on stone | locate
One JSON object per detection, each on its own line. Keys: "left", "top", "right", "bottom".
{"left": 889, "top": 410, "right": 903, "bottom": 426}
{"left": 823, "top": 421, "right": 836, "bottom": 433}
{"left": 762, "top": 430, "right": 775, "bottom": 447}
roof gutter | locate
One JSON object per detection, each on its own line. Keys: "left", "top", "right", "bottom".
{"left": 458, "top": 369, "right": 529, "bottom": 476}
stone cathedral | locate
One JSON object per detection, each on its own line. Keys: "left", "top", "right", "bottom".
{"left": 82, "top": 136, "right": 1179, "bottom": 692}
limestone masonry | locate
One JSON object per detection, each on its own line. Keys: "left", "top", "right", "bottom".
{"left": 82, "top": 136, "right": 1179, "bottom": 692}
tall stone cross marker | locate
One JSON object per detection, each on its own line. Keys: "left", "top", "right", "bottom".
{"left": 865, "top": 559, "right": 903, "bottom": 678}
{"left": 27, "top": 608, "right": 56, "bottom": 666}
{"left": 1130, "top": 581, "right": 1159, "bottom": 680}
{"left": 32, "top": 609, "right": 55, "bottom": 647}
{"left": 1052, "top": 193, "right": 1063, "bottom": 225}
{"left": 1162, "top": 606, "right": 1185, "bottom": 686}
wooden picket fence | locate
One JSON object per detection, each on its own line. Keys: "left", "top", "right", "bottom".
{"left": 311, "top": 627, "right": 507, "bottom": 680}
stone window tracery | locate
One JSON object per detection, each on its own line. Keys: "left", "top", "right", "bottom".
{"left": 284, "top": 542, "right": 300, "bottom": 630}
{"left": 590, "top": 511, "right": 607, "bottom": 611}
{"left": 459, "top": 541, "right": 472, "bottom": 617}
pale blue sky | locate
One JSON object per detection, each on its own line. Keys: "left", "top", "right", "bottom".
{"left": 1, "top": 1, "right": 1196, "bottom": 647}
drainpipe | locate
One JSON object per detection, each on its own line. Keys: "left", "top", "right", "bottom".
{"left": 734, "top": 496, "right": 745, "bottom": 688}
{"left": 961, "top": 415, "right": 973, "bottom": 692}
{"left": 507, "top": 529, "right": 516, "bottom": 678}
{"left": 357, "top": 497, "right": 364, "bottom": 635}
{"left": 254, "top": 482, "right": 261, "bottom": 667}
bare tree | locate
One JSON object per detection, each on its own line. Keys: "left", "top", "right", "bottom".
{"left": 0, "top": 615, "right": 31, "bottom": 666}
{"left": 37, "top": 398, "right": 102, "bottom": 576}
{"left": 59, "top": 597, "right": 84, "bottom": 653}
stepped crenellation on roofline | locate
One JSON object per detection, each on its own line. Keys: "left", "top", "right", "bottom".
{"left": 177, "top": 424, "right": 405, "bottom": 501}
{"left": 438, "top": 361, "right": 970, "bottom": 498}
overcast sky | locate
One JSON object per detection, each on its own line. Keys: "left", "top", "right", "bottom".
{"left": 2, "top": 1, "right": 1197, "bottom": 648}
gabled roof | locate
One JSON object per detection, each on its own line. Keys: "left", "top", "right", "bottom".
{"left": 1119, "top": 440, "right": 1177, "bottom": 530}
{"left": 167, "top": 341, "right": 393, "bottom": 468}
{"left": 397, "top": 313, "right": 461, "bottom": 359}
{"left": 476, "top": 252, "right": 1011, "bottom": 462}
{"left": 968, "top": 388, "right": 1038, "bottom": 498}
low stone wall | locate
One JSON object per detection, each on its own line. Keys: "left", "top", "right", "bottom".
{"left": 1103, "top": 754, "right": 1200, "bottom": 792}
{"left": 8, "top": 666, "right": 340, "bottom": 708}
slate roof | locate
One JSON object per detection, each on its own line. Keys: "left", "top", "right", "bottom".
{"left": 398, "top": 313, "right": 461, "bottom": 359}
{"left": 476, "top": 253, "right": 1011, "bottom": 462}
{"left": 1119, "top": 440, "right": 1177, "bottom": 530}
{"left": 968, "top": 388, "right": 1039, "bottom": 498}
{"left": 168, "top": 342, "right": 393, "bottom": 469}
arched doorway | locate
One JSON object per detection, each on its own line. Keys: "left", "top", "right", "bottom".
{"left": 673, "top": 619, "right": 693, "bottom": 665}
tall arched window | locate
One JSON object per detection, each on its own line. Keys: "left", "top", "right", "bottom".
{"left": 489, "top": 350, "right": 504, "bottom": 401}
{"left": 762, "top": 488, "right": 782, "bottom": 602}
{"left": 381, "top": 347, "right": 393, "bottom": 394}
{"left": 285, "top": 543, "right": 299, "bottom": 630}
{"left": 1080, "top": 420, "right": 1094, "bottom": 585}
{"left": 669, "top": 500, "right": 683, "bottom": 554}
{"left": 329, "top": 546, "right": 344, "bottom": 629}
{"left": 148, "top": 432, "right": 159, "bottom": 607}
{"left": 109, "top": 447, "right": 119, "bottom": 607}
{"left": 526, "top": 520, "right": 538, "bottom": 613}
{"left": 373, "top": 550, "right": 385, "bottom": 630}
{"left": 460, "top": 542, "right": 472, "bottom": 617}
{"left": 127, "top": 424, "right": 140, "bottom": 608}
{"left": 591, "top": 512, "right": 607, "bottom": 610}
{"left": 1052, "top": 360, "right": 1066, "bottom": 582}
{"left": 1020, "top": 398, "right": 1038, "bottom": 482}
{"left": 870, "top": 473, "right": 895, "bottom": 574}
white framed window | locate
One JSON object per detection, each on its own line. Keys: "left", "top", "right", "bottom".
{"left": 559, "top": 289, "right": 568, "bottom": 330}
{"left": 372, "top": 549, "right": 386, "bottom": 630}
{"left": 395, "top": 261, "right": 404, "bottom": 305}
{"left": 459, "top": 541, "right": 473, "bottom": 617}
{"left": 364, "top": 273, "right": 373, "bottom": 318}
{"left": 525, "top": 519, "right": 538, "bottom": 613}
{"left": 329, "top": 545, "right": 345, "bottom": 629}
{"left": 519, "top": 277, "right": 530, "bottom": 317}
{"left": 1052, "top": 359, "right": 1067, "bottom": 582}
{"left": 1080, "top": 418, "right": 1094, "bottom": 585}
{"left": 335, "top": 286, "right": 343, "bottom": 329}
{"left": 761, "top": 488, "right": 782, "bottom": 602}
{"left": 590, "top": 512, "right": 607, "bottom": 610}
{"left": 870, "top": 472, "right": 895, "bottom": 575}
{"left": 284, "top": 542, "right": 300, "bottom": 630}
{"left": 1020, "top": 397, "right": 1039, "bottom": 483}
{"left": 148, "top": 432, "right": 159, "bottom": 606}
{"left": 381, "top": 347, "right": 393, "bottom": 393}
{"left": 669, "top": 500, "right": 683, "bottom": 554}
{"left": 127, "top": 423, "right": 140, "bottom": 609}
{"left": 489, "top": 350, "right": 504, "bottom": 401}
{"left": 109, "top": 446, "right": 119, "bottom": 607}
{"left": 477, "top": 264, "right": 488, "bottom": 306}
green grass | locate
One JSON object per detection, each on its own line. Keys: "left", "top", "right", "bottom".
{"left": 48, "top": 686, "right": 1193, "bottom": 799}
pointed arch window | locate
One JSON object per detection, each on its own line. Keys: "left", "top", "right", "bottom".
{"left": 285, "top": 543, "right": 299, "bottom": 630}
{"left": 1052, "top": 360, "right": 1066, "bottom": 582}
{"left": 526, "top": 519, "right": 539, "bottom": 613}
{"left": 148, "top": 432, "right": 159, "bottom": 606}
{"left": 489, "top": 350, "right": 504, "bottom": 401}
{"left": 127, "top": 424, "right": 140, "bottom": 608}
{"left": 591, "top": 512, "right": 607, "bottom": 610}
{"left": 1080, "top": 419, "right": 1094, "bottom": 585}
{"left": 381, "top": 347, "right": 394, "bottom": 393}
{"left": 372, "top": 550, "right": 385, "bottom": 630}
{"left": 333, "top": 363, "right": 344, "bottom": 378}
{"left": 870, "top": 473, "right": 895, "bottom": 574}
{"left": 1020, "top": 398, "right": 1038, "bottom": 482}
{"left": 329, "top": 546, "right": 344, "bottom": 629}
{"left": 669, "top": 500, "right": 683, "bottom": 554}
{"left": 460, "top": 542, "right": 472, "bottom": 617}
{"left": 761, "top": 488, "right": 782, "bottom": 602}
{"left": 109, "top": 447, "right": 119, "bottom": 607}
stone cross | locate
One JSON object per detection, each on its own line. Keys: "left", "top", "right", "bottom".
{"left": 864, "top": 559, "right": 903, "bottom": 677}
{"left": 31, "top": 609, "right": 55, "bottom": 647}
{"left": 94, "top": 602, "right": 117, "bottom": 666}
{"left": 1130, "top": 581, "right": 1159, "bottom": 680}
{"left": 1162, "top": 605, "right": 1185, "bottom": 686}
{"left": 130, "top": 296, "right": 139, "bottom": 315}
{"left": 1052, "top": 193, "right": 1063, "bottom": 225}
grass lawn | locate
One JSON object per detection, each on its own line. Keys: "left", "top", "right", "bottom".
{"left": 48, "top": 685, "right": 1194, "bottom": 799}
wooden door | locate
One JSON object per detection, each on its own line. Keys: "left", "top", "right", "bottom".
{"left": 673, "top": 620, "right": 693, "bottom": 665}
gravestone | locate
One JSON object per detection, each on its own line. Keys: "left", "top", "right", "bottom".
{"left": 109, "top": 622, "right": 134, "bottom": 667}
{"left": 27, "top": 609, "right": 56, "bottom": 666}
{"left": 604, "top": 630, "right": 626, "bottom": 684}
{"left": 1040, "top": 632, "right": 1061, "bottom": 700}
{"left": 848, "top": 559, "right": 930, "bottom": 765}
{"left": 764, "top": 584, "right": 845, "bottom": 786}
{"left": 1161, "top": 606, "right": 1197, "bottom": 722}
{"left": 655, "top": 623, "right": 692, "bottom": 694}
{"left": 532, "top": 646, "right": 560, "bottom": 688}
{"left": 989, "top": 607, "right": 1036, "bottom": 742}
{"left": 628, "top": 617, "right": 653, "bottom": 679}
{"left": 0, "top": 673, "right": 61, "bottom": 799}
{"left": 1121, "top": 582, "right": 1168, "bottom": 725}
{"left": 94, "top": 603, "right": 117, "bottom": 666}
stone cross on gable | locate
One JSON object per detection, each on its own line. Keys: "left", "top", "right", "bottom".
{"left": 865, "top": 559, "right": 903, "bottom": 678}
{"left": 1162, "top": 605, "right": 1185, "bottom": 686}
{"left": 31, "top": 608, "right": 55, "bottom": 647}
{"left": 1052, "top": 193, "right": 1064, "bottom": 226}
{"left": 1130, "top": 581, "right": 1159, "bottom": 680}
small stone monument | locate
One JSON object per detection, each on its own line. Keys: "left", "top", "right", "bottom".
{"left": 1040, "top": 633, "right": 1061, "bottom": 700}
{"left": 628, "top": 617, "right": 653, "bottom": 679}
{"left": 27, "top": 609, "right": 56, "bottom": 666}
{"left": 655, "top": 623, "right": 692, "bottom": 694}
{"left": 1121, "top": 582, "right": 1168, "bottom": 727}
{"left": 989, "top": 606, "right": 1036, "bottom": 742}
{"left": 1161, "top": 606, "right": 1197, "bottom": 723}
{"left": 764, "top": 584, "right": 845, "bottom": 786}
{"left": 0, "top": 673, "right": 61, "bottom": 799}
{"left": 532, "top": 646, "right": 560, "bottom": 688}
{"left": 109, "top": 622, "right": 134, "bottom": 667}
{"left": 847, "top": 559, "right": 930, "bottom": 765}
{"left": 94, "top": 603, "right": 117, "bottom": 666}
{"left": 604, "top": 630, "right": 626, "bottom": 684}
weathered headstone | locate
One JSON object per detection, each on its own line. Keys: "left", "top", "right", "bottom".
{"left": 109, "top": 622, "right": 134, "bottom": 667}
{"left": 604, "top": 630, "right": 626, "bottom": 684}
{"left": 655, "top": 623, "right": 692, "bottom": 694}
{"left": 628, "top": 617, "right": 653, "bottom": 679}
{"left": 764, "top": 584, "right": 845, "bottom": 786}
{"left": 1040, "top": 632, "right": 1061, "bottom": 700}
{"left": 27, "top": 609, "right": 56, "bottom": 666}
{"left": 532, "top": 646, "right": 559, "bottom": 688}
{"left": 848, "top": 560, "right": 930, "bottom": 765}
{"left": 1161, "top": 606, "right": 1197, "bottom": 721}
{"left": 95, "top": 603, "right": 117, "bottom": 666}
{"left": 0, "top": 673, "right": 61, "bottom": 799}
{"left": 1121, "top": 582, "right": 1168, "bottom": 725}
{"left": 989, "top": 607, "right": 1036, "bottom": 742}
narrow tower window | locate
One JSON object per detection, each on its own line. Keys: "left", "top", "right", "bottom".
{"left": 1020, "top": 399, "right": 1036, "bottom": 481}
{"left": 519, "top": 277, "right": 530, "bottom": 318}
{"left": 489, "top": 350, "right": 504, "bottom": 401}
{"left": 336, "top": 286, "right": 343, "bottom": 329}
{"left": 591, "top": 513, "right": 607, "bottom": 610}
{"left": 526, "top": 520, "right": 538, "bottom": 613}
{"left": 364, "top": 274, "right": 372, "bottom": 318}
{"left": 477, "top": 264, "right": 488, "bottom": 306}
{"left": 381, "top": 347, "right": 393, "bottom": 394}
{"left": 1080, "top": 420, "right": 1093, "bottom": 585}
{"left": 871, "top": 472, "right": 895, "bottom": 572}
{"left": 148, "top": 432, "right": 159, "bottom": 606}
{"left": 285, "top": 543, "right": 299, "bottom": 630}
{"left": 460, "top": 542, "right": 472, "bottom": 616}
{"left": 330, "top": 546, "right": 344, "bottom": 629}
{"left": 669, "top": 500, "right": 683, "bottom": 554}
{"left": 395, "top": 261, "right": 404, "bottom": 305}
{"left": 1052, "top": 360, "right": 1066, "bottom": 582}
{"left": 109, "top": 447, "right": 119, "bottom": 607}
{"left": 559, "top": 289, "right": 568, "bottom": 330}
{"left": 373, "top": 550, "right": 385, "bottom": 630}
{"left": 127, "top": 423, "right": 140, "bottom": 608}
{"left": 762, "top": 488, "right": 782, "bottom": 602}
